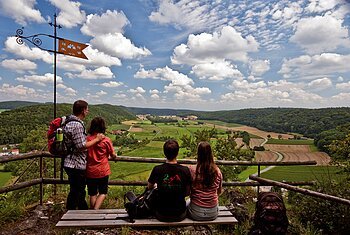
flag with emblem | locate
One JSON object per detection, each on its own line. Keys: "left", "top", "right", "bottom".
{"left": 58, "top": 38, "right": 88, "bottom": 59}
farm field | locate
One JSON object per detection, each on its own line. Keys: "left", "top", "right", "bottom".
{"left": 265, "top": 144, "right": 331, "bottom": 165}
{"left": 261, "top": 166, "right": 344, "bottom": 182}
{"left": 255, "top": 151, "right": 278, "bottom": 162}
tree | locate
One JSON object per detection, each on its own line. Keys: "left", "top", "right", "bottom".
{"left": 278, "top": 134, "right": 282, "bottom": 140}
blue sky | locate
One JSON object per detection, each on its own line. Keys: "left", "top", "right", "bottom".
{"left": 1, "top": 0, "right": 350, "bottom": 111}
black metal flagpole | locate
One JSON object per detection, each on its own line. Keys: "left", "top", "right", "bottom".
{"left": 49, "top": 14, "right": 62, "bottom": 188}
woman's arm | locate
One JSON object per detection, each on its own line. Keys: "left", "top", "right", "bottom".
{"left": 85, "top": 133, "right": 105, "bottom": 148}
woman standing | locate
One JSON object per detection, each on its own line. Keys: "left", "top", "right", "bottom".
{"left": 86, "top": 117, "right": 117, "bottom": 209}
{"left": 187, "top": 141, "right": 223, "bottom": 220}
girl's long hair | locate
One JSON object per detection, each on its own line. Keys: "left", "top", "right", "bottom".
{"left": 88, "top": 116, "right": 106, "bottom": 135}
{"left": 195, "top": 141, "right": 217, "bottom": 187}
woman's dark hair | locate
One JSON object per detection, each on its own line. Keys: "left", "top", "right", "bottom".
{"left": 88, "top": 116, "right": 106, "bottom": 135}
{"left": 195, "top": 141, "right": 217, "bottom": 187}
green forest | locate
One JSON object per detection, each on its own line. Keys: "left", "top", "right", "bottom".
{"left": 0, "top": 103, "right": 135, "bottom": 145}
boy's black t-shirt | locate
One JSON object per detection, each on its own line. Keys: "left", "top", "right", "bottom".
{"left": 148, "top": 163, "right": 191, "bottom": 217}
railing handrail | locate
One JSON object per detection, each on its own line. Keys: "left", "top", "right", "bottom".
{"left": 0, "top": 151, "right": 318, "bottom": 166}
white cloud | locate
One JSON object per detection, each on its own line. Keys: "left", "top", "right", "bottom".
{"left": 0, "top": 83, "right": 40, "bottom": 99}
{"left": 66, "top": 66, "right": 114, "bottom": 79}
{"left": 221, "top": 79, "right": 325, "bottom": 107}
{"left": 16, "top": 73, "right": 63, "bottom": 86}
{"left": 151, "top": 93, "right": 160, "bottom": 99}
{"left": 279, "top": 53, "right": 350, "bottom": 79}
{"left": 290, "top": 15, "right": 350, "bottom": 54}
{"left": 90, "top": 33, "right": 151, "bottom": 59}
{"left": 96, "top": 90, "right": 107, "bottom": 96}
{"left": 135, "top": 66, "right": 211, "bottom": 101}
{"left": 81, "top": 10, "right": 129, "bottom": 37}
{"left": 150, "top": 89, "right": 160, "bottom": 94}
{"left": 4, "top": 37, "right": 52, "bottom": 64}
{"left": 1, "top": 59, "right": 37, "bottom": 73}
{"left": 100, "top": 81, "right": 123, "bottom": 88}
{"left": 192, "top": 61, "right": 243, "bottom": 80}
{"left": 149, "top": 0, "right": 229, "bottom": 31}
{"left": 307, "top": 77, "right": 332, "bottom": 91}
{"left": 306, "top": 0, "right": 339, "bottom": 13}
{"left": 249, "top": 59, "right": 270, "bottom": 76}
{"left": 129, "top": 87, "right": 146, "bottom": 94}
{"left": 0, "top": 0, "right": 45, "bottom": 25}
{"left": 64, "top": 87, "right": 77, "bottom": 96}
{"left": 49, "top": 0, "right": 86, "bottom": 28}
{"left": 171, "top": 26, "right": 258, "bottom": 65}
{"left": 113, "top": 93, "right": 127, "bottom": 99}
{"left": 336, "top": 81, "right": 350, "bottom": 90}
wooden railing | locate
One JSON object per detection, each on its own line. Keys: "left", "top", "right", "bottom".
{"left": 3, "top": 151, "right": 349, "bottom": 206}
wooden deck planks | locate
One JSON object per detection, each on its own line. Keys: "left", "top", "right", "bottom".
{"left": 56, "top": 206, "right": 238, "bottom": 228}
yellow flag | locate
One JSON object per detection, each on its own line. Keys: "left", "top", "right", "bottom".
{"left": 58, "top": 38, "right": 88, "bottom": 59}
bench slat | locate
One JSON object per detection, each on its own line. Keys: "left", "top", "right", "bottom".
{"left": 56, "top": 216, "right": 238, "bottom": 228}
{"left": 61, "top": 210, "right": 232, "bottom": 220}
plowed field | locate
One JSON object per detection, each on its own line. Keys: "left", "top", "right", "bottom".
{"left": 255, "top": 151, "right": 278, "bottom": 162}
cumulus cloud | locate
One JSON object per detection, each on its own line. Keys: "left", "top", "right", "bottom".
{"left": 129, "top": 87, "right": 146, "bottom": 94}
{"left": 49, "top": 0, "right": 86, "bottom": 28}
{"left": 307, "top": 77, "right": 332, "bottom": 91}
{"left": 221, "top": 79, "right": 324, "bottom": 107}
{"left": 135, "top": 66, "right": 211, "bottom": 101}
{"left": 192, "top": 61, "right": 243, "bottom": 80}
{"left": 336, "top": 81, "right": 350, "bottom": 90}
{"left": 16, "top": 73, "right": 63, "bottom": 86}
{"left": 0, "top": 83, "right": 40, "bottom": 99}
{"left": 279, "top": 53, "right": 350, "bottom": 79}
{"left": 4, "top": 37, "right": 52, "bottom": 64}
{"left": 0, "top": 0, "right": 45, "bottom": 25}
{"left": 290, "top": 15, "right": 350, "bottom": 54}
{"left": 100, "top": 81, "right": 123, "bottom": 88}
{"left": 171, "top": 26, "right": 258, "bottom": 65}
{"left": 149, "top": 0, "right": 229, "bottom": 31}
{"left": 306, "top": 0, "right": 339, "bottom": 13}
{"left": 249, "top": 59, "right": 270, "bottom": 76}
{"left": 96, "top": 90, "right": 107, "bottom": 96}
{"left": 81, "top": 10, "right": 129, "bottom": 37}
{"left": 90, "top": 33, "right": 151, "bottom": 59}
{"left": 66, "top": 66, "right": 114, "bottom": 79}
{"left": 1, "top": 59, "right": 37, "bottom": 73}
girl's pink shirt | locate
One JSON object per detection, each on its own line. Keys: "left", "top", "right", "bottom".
{"left": 86, "top": 135, "right": 114, "bottom": 178}
{"left": 189, "top": 165, "right": 223, "bottom": 208}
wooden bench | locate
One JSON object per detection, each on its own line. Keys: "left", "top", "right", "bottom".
{"left": 56, "top": 206, "right": 237, "bottom": 233}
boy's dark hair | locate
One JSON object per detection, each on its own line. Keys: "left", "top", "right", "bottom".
{"left": 88, "top": 116, "right": 106, "bottom": 134}
{"left": 73, "top": 100, "right": 88, "bottom": 116}
{"left": 163, "top": 139, "right": 179, "bottom": 160}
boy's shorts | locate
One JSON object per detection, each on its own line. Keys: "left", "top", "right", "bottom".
{"left": 87, "top": 175, "right": 109, "bottom": 196}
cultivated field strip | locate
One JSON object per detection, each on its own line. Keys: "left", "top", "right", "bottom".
{"left": 255, "top": 151, "right": 279, "bottom": 162}
{"left": 281, "top": 152, "right": 330, "bottom": 165}
{"left": 265, "top": 144, "right": 311, "bottom": 152}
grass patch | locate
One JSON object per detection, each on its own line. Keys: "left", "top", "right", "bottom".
{"left": 0, "top": 165, "right": 12, "bottom": 187}
{"left": 266, "top": 138, "right": 314, "bottom": 145}
{"left": 238, "top": 166, "right": 268, "bottom": 181}
{"left": 261, "top": 166, "right": 345, "bottom": 182}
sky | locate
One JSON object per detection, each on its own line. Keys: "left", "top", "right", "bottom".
{"left": 1, "top": 0, "right": 350, "bottom": 111}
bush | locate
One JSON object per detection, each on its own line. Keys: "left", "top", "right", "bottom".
{"left": 288, "top": 180, "right": 350, "bottom": 234}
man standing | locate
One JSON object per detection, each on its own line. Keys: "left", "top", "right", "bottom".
{"left": 148, "top": 139, "right": 191, "bottom": 222}
{"left": 63, "top": 100, "right": 104, "bottom": 210}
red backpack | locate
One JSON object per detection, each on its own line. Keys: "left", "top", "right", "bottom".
{"left": 47, "top": 116, "right": 82, "bottom": 156}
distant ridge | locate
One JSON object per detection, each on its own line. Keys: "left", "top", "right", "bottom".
{"left": 0, "top": 101, "right": 41, "bottom": 109}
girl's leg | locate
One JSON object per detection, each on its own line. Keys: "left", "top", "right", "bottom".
{"left": 93, "top": 194, "right": 106, "bottom": 209}
{"left": 90, "top": 195, "right": 97, "bottom": 209}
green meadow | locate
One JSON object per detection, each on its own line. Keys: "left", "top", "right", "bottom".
{"left": 0, "top": 165, "right": 12, "bottom": 187}
{"left": 260, "top": 165, "right": 344, "bottom": 182}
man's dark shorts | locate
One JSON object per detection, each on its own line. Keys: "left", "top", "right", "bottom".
{"left": 86, "top": 176, "right": 109, "bottom": 196}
